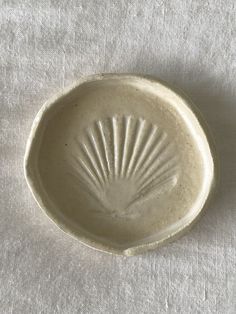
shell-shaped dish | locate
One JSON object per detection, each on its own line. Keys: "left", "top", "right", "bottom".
{"left": 24, "top": 74, "right": 216, "bottom": 256}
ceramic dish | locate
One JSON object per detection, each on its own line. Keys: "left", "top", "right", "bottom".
{"left": 24, "top": 74, "right": 217, "bottom": 256}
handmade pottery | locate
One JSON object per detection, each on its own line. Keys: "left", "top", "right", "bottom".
{"left": 24, "top": 74, "right": 217, "bottom": 255}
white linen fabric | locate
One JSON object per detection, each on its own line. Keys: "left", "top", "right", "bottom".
{"left": 0, "top": 1, "right": 236, "bottom": 313}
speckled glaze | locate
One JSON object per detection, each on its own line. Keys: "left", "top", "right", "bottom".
{"left": 24, "top": 74, "right": 217, "bottom": 256}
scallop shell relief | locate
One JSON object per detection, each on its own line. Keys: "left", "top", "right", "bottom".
{"left": 70, "top": 116, "right": 179, "bottom": 218}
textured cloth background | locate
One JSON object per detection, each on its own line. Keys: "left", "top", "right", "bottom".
{"left": 0, "top": 1, "right": 236, "bottom": 313}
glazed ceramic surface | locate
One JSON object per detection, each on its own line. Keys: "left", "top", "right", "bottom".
{"left": 24, "top": 74, "right": 216, "bottom": 255}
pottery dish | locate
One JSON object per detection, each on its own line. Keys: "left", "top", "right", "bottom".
{"left": 24, "top": 74, "right": 216, "bottom": 256}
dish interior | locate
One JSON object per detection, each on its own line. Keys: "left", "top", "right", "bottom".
{"left": 29, "top": 77, "right": 214, "bottom": 250}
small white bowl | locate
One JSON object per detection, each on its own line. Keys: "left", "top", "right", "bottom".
{"left": 24, "top": 74, "right": 217, "bottom": 256}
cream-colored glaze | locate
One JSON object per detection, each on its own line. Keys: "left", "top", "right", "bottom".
{"left": 24, "top": 74, "right": 216, "bottom": 256}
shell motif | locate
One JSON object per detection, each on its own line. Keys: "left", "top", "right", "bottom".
{"left": 69, "top": 116, "right": 179, "bottom": 218}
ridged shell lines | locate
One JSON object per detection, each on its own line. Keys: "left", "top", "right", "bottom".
{"left": 69, "top": 116, "right": 179, "bottom": 217}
